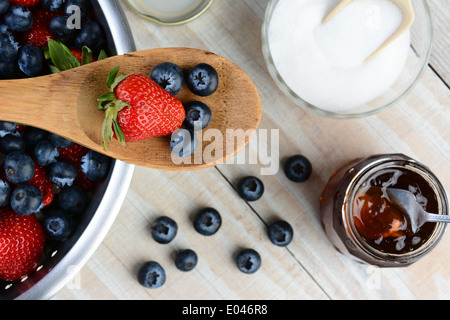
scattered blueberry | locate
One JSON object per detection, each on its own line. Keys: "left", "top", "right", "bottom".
{"left": 4, "top": 151, "right": 35, "bottom": 184}
{"left": 48, "top": 133, "right": 74, "bottom": 148}
{"left": 0, "top": 30, "right": 19, "bottom": 61}
{"left": 42, "top": 209, "right": 77, "bottom": 241}
{"left": 18, "top": 44, "right": 44, "bottom": 77}
{"left": 170, "top": 129, "right": 198, "bottom": 158}
{"left": 137, "top": 261, "right": 166, "bottom": 289}
{"left": 43, "top": 0, "right": 66, "bottom": 12}
{"left": 74, "top": 20, "right": 105, "bottom": 51}
{"left": 4, "top": 6, "right": 33, "bottom": 32}
{"left": 0, "top": 133, "right": 25, "bottom": 153}
{"left": 58, "top": 185, "right": 88, "bottom": 214}
{"left": 64, "top": 0, "right": 91, "bottom": 21}
{"left": 268, "top": 220, "right": 294, "bottom": 247}
{"left": 236, "top": 249, "right": 261, "bottom": 274}
{"left": 284, "top": 155, "right": 312, "bottom": 183}
{"left": 10, "top": 185, "right": 43, "bottom": 216}
{"left": 50, "top": 15, "right": 77, "bottom": 38}
{"left": 236, "top": 176, "right": 264, "bottom": 202}
{"left": 175, "top": 249, "right": 198, "bottom": 272}
{"left": 150, "top": 62, "right": 184, "bottom": 95}
{"left": 187, "top": 63, "right": 219, "bottom": 97}
{"left": 34, "top": 140, "right": 59, "bottom": 166}
{"left": 151, "top": 216, "right": 178, "bottom": 244}
{"left": 0, "top": 121, "right": 17, "bottom": 137}
{"left": 193, "top": 207, "right": 222, "bottom": 236}
{"left": 0, "top": 0, "right": 9, "bottom": 15}
{"left": 0, "top": 179, "right": 11, "bottom": 207}
{"left": 183, "top": 101, "right": 212, "bottom": 131}
{"left": 48, "top": 161, "right": 78, "bottom": 187}
{"left": 80, "top": 150, "right": 110, "bottom": 181}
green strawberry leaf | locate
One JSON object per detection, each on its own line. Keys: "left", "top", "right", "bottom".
{"left": 107, "top": 66, "right": 120, "bottom": 89}
{"left": 98, "top": 50, "right": 108, "bottom": 61}
{"left": 48, "top": 39, "right": 81, "bottom": 71}
{"left": 81, "top": 46, "right": 93, "bottom": 65}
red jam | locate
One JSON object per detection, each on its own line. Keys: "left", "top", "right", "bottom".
{"left": 352, "top": 168, "right": 438, "bottom": 254}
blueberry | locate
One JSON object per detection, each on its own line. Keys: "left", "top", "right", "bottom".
{"left": 58, "top": 185, "right": 88, "bottom": 214}
{"left": 268, "top": 220, "right": 294, "bottom": 247}
{"left": 236, "top": 176, "right": 264, "bottom": 202}
{"left": 183, "top": 101, "right": 212, "bottom": 131}
{"left": 0, "top": 121, "right": 17, "bottom": 137}
{"left": 34, "top": 140, "right": 59, "bottom": 166}
{"left": 193, "top": 207, "right": 222, "bottom": 236}
{"left": 64, "top": 0, "right": 91, "bottom": 21}
{"left": 18, "top": 44, "right": 44, "bottom": 77}
{"left": 80, "top": 150, "right": 110, "bottom": 181}
{"left": 48, "top": 133, "right": 74, "bottom": 148}
{"left": 43, "top": 0, "right": 66, "bottom": 12}
{"left": 175, "top": 249, "right": 198, "bottom": 272}
{"left": 48, "top": 161, "right": 78, "bottom": 187}
{"left": 0, "top": 0, "right": 9, "bottom": 15}
{"left": 284, "top": 155, "right": 312, "bottom": 183}
{"left": 170, "top": 129, "right": 198, "bottom": 158}
{"left": 150, "top": 62, "right": 184, "bottom": 95}
{"left": 43, "top": 209, "right": 77, "bottom": 241}
{"left": 4, "top": 6, "right": 33, "bottom": 32}
{"left": 23, "top": 127, "right": 49, "bottom": 149}
{"left": 0, "top": 179, "right": 11, "bottom": 207}
{"left": 0, "top": 30, "right": 19, "bottom": 61}
{"left": 74, "top": 21, "right": 105, "bottom": 51}
{"left": 50, "top": 16, "right": 77, "bottom": 38}
{"left": 10, "top": 185, "right": 43, "bottom": 216}
{"left": 0, "top": 60, "right": 18, "bottom": 78}
{"left": 151, "top": 216, "right": 178, "bottom": 244}
{"left": 236, "top": 249, "right": 261, "bottom": 274}
{"left": 187, "top": 63, "right": 219, "bottom": 97}
{"left": 4, "top": 151, "right": 35, "bottom": 184}
{"left": 0, "top": 134, "right": 25, "bottom": 153}
{"left": 137, "top": 261, "right": 166, "bottom": 289}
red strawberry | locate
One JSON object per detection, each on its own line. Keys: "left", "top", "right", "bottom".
{"left": 21, "top": 7, "right": 58, "bottom": 48}
{"left": 98, "top": 67, "right": 185, "bottom": 148}
{"left": 0, "top": 208, "right": 45, "bottom": 281}
{"left": 28, "top": 162, "right": 54, "bottom": 207}
{"left": 9, "top": 0, "right": 40, "bottom": 6}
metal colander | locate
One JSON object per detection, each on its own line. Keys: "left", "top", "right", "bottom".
{"left": 0, "top": 0, "right": 136, "bottom": 300}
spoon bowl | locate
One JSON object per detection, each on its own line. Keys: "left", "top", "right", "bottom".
{"left": 385, "top": 188, "right": 450, "bottom": 233}
{"left": 0, "top": 47, "right": 262, "bottom": 170}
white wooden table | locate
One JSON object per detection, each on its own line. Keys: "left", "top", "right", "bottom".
{"left": 53, "top": 0, "right": 450, "bottom": 300}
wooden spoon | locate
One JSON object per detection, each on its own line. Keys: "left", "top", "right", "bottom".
{"left": 0, "top": 48, "right": 262, "bottom": 171}
{"left": 322, "top": 0, "right": 415, "bottom": 61}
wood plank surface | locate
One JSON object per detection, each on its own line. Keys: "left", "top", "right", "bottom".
{"left": 53, "top": 0, "right": 450, "bottom": 300}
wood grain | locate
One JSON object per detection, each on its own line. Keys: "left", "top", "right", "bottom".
{"left": 52, "top": 0, "right": 450, "bottom": 300}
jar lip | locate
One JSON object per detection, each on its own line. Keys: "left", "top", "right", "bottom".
{"left": 342, "top": 155, "right": 448, "bottom": 264}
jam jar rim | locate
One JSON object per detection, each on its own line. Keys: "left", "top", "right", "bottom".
{"left": 341, "top": 155, "right": 448, "bottom": 265}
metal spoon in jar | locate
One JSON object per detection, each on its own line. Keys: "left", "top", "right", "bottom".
{"left": 385, "top": 188, "right": 450, "bottom": 233}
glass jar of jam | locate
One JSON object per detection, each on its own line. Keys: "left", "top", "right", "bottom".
{"left": 320, "top": 154, "right": 448, "bottom": 267}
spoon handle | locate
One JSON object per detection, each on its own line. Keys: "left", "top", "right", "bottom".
{"left": 426, "top": 213, "right": 450, "bottom": 224}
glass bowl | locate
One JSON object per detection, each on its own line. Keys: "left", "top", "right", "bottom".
{"left": 261, "top": 0, "right": 433, "bottom": 118}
